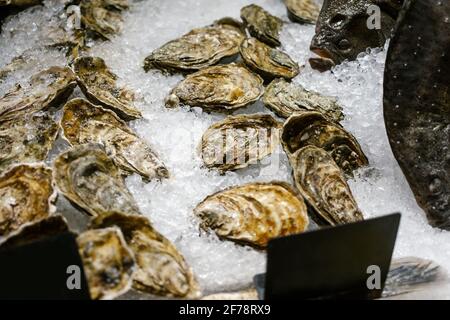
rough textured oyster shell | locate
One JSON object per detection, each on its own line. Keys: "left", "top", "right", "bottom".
{"left": 0, "top": 113, "right": 58, "bottom": 173}
{"left": 61, "top": 98, "right": 169, "bottom": 181}
{"left": 73, "top": 56, "right": 142, "bottom": 120}
{"left": 383, "top": 257, "right": 444, "bottom": 298}
{"left": 165, "top": 63, "right": 264, "bottom": 112}
{"left": 77, "top": 227, "right": 135, "bottom": 300}
{"left": 0, "top": 164, "right": 56, "bottom": 237}
{"left": 240, "top": 37, "right": 300, "bottom": 81}
{"left": 80, "top": 0, "right": 128, "bottom": 40}
{"left": 194, "top": 181, "right": 309, "bottom": 248}
{"left": 0, "top": 215, "right": 68, "bottom": 249}
{"left": 200, "top": 114, "right": 281, "bottom": 172}
{"left": 53, "top": 143, "right": 141, "bottom": 217}
{"left": 240, "top": 4, "right": 283, "bottom": 47}
{"left": 144, "top": 21, "right": 245, "bottom": 73}
{"left": 284, "top": 0, "right": 319, "bottom": 24}
{"left": 281, "top": 111, "right": 367, "bottom": 175}
{"left": 291, "top": 145, "right": 363, "bottom": 225}
{"left": 0, "top": 66, "right": 77, "bottom": 122}
{"left": 90, "top": 212, "right": 200, "bottom": 298}
{"left": 263, "top": 78, "right": 344, "bottom": 121}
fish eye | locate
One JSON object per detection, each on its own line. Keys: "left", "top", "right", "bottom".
{"left": 337, "top": 39, "right": 352, "bottom": 50}
{"left": 329, "top": 14, "right": 348, "bottom": 29}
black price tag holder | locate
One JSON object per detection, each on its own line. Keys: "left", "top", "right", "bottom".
{"left": 0, "top": 232, "right": 91, "bottom": 300}
{"left": 254, "top": 213, "right": 401, "bottom": 300}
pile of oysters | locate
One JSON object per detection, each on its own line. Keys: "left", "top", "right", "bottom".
{"left": 0, "top": 0, "right": 443, "bottom": 300}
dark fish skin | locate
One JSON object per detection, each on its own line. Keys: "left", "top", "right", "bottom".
{"left": 384, "top": 0, "right": 450, "bottom": 229}
{"left": 310, "top": 0, "right": 403, "bottom": 70}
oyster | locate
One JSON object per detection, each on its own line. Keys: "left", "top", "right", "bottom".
{"left": 200, "top": 114, "right": 281, "bottom": 172}
{"left": 284, "top": 0, "right": 320, "bottom": 24}
{"left": 0, "top": 164, "right": 56, "bottom": 237}
{"left": 79, "top": 0, "right": 128, "bottom": 40}
{"left": 165, "top": 63, "right": 264, "bottom": 112}
{"left": 263, "top": 78, "right": 344, "bottom": 121}
{"left": 0, "top": 113, "right": 58, "bottom": 173}
{"left": 240, "top": 4, "right": 283, "bottom": 47}
{"left": 77, "top": 227, "right": 135, "bottom": 300}
{"left": 194, "top": 181, "right": 309, "bottom": 248}
{"left": 0, "top": 66, "right": 77, "bottom": 122}
{"left": 61, "top": 98, "right": 169, "bottom": 181}
{"left": 53, "top": 143, "right": 141, "bottom": 217}
{"left": 240, "top": 37, "right": 300, "bottom": 81}
{"left": 73, "top": 56, "right": 142, "bottom": 120}
{"left": 0, "top": 215, "right": 68, "bottom": 249}
{"left": 144, "top": 21, "right": 245, "bottom": 73}
{"left": 0, "top": 55, "right": 26, "bottom": 82}
{"left": 290, "top": 145, "right": 363, "bottom": 225}
{"left": 383, "top": 257, "right": 444, "bottom": 298}
{"left": 281, "top": 111, "right": 368, "bottom": 175}
{"left": 90, "top": 212, "right": 200, "bottom": 298}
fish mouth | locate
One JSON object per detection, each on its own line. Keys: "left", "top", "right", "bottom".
{"left": 309, "top": 47, "right": 336, "bottom": 72}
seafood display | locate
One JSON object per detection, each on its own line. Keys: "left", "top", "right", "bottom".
{"left": 263, "top": 78, "right": 344, "bottom": 121}
{"left": 0, "top": 0, "right": 448, "bottom": 301}
{"left": 194, "top": 182, "right": 309, "bottom": 248}
{"left": 239, "top": 37, "right": 300, "bottom": 81}
{"left": 165, "top": 63, "right": 264, "bottom": 112}
{"left": 60, "top": 98, "right": 169, "bottom": 181}
{"left": 90, "top": 212, "right": 200, "bottom": 298}
{"left": 144, "top": 21, "right": 244, "bottom": 73}
{"left": 0, "top": 164, "right": 56, "bottom": 237}
{"left": 200, "top": 114, "right": 281, "bottom": 172}
{"left": 53, "top": 144, "right": 141, "bottom": 217}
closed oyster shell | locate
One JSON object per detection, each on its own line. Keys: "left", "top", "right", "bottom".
{"left": 194, "top": 181, "right": 309, "bottom": 248}
{"left": 144, "top": 22, "right": 245, "bottom": 73}
{"left": 240, "top": 4, "right": 283, "bottom": 47}
{"left": 284, "top": 0, "right": 320, "bottom": 24}
{"left": 240, "top": 37, "right": 300, "bottom": 81}
{"left": 0, "top": 66, "right": 77, "bottom": 122}
{"left": 281, "top": 111, "right": 368, "bottom": 175}
{"left": 80, "top": 0, "right": 127, "bottom": 40}
{"left": 61, "top": 98, "right": 169, "bottom": 181}
{"left": 200, "top": 114, "right": 281, "bottom": 172}
{"left": 263, "top": 78, "right": 344, "bottom": 121}
{"left": 53, "top": 143, "right": 141, "bottom": 217}
{"left": 291, "top": 145, "right": 363, "bottom": 225}
{"left": 0, "top": 164, "right": 56, "bottom": 237}
{"left": 0, "top": 113, "right": 58, "bottom": 173}
{"left": 73, "top": 56, "right": 142, "bottom": 120}
{"left": 165, "top": 63, "right": 264, "bottom": 112}
{"left": 90, "top": 212, "right": 200, "bottom": 298}
{"left": 77, "top": 227, "right": 135, "bottom": 300}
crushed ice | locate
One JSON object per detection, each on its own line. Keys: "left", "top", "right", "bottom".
{"left": 1, "top": 0, "right": 450, "bottom": 298}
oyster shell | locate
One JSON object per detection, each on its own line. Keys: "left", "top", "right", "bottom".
{"left": 53, "top": 143, "right": 141, "bottom": 217}
{"left": 240, "top": 4, "right": 283, "bottom": 47}
{"left": 200, "top": 114, "right": 281, "bottom": 172}
{"left": 77, "top": 227, "right": 135, "bottom": 300}
{"left": 79, "top": 0, "right": 128, "bottom": 40}
{"left": 194, "top": 181, "right": 309, "bottom": 248}
{"left": 73, "top": 56, "right": 142, "bottom": 121}
{"left": 0, "top": 66, "right": 77, "bottom": 122}
{"left": 0, "top": 55, "right": 26, "bottom": 82}
{"left": 0, "top": 113, "right": 58, "bottom": 173}
{"left": 263, "top": 78, "right": 344, "bottom": 121}
{"left": 144, "top": 21, "right": 245, "bottom": 73}
{"left": 281, "top": 111, "right": 368, "bottom": 175}
{"left": 0, "top": 164, "right": 56, "bottom": 237}
{"left": 290, "top": 145, "right": 363, "bottom": 225}
{"left": 240, "top": 37, "right": 300, "bottom": 81}
{"left": 165, "top": 63, "right": 264, "bottom": 112}
{"left": 61, "top": 98, "right": 169, "bottom": 181}
{"left": 284, "top": 0, "right": 320, "bottom": 24}
{"left": 90, "top": 212, "right": 200, "bottom": 298}
{"left": 0, "top": 215, "right": 68, "bottom": 249}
